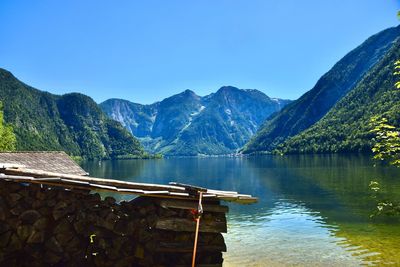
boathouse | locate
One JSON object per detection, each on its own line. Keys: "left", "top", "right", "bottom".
{"left": 0, "top": 152, "right": 257, "bottom": 266}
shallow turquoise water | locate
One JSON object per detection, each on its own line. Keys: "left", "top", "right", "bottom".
{"left": 81, "top": 154, "right": 400, "bottom": 266}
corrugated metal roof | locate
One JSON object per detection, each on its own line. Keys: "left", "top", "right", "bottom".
{"left": 0, "top": 151, "right": 88, "bottom": 176}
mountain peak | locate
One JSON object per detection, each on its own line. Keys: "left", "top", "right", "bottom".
{"left": 217, "top": 86, "right": 240, "bottom": 93}
{"left": 181, "top": 89, "right": 200, "bottom": 99}
{"left": 101, "top": 86, "right": 291, "bottom": 156}
{"left": 183, "top": 89, "right": 195, "bottom": 94}
{"left": 0, "top": 68, "right": 19, "bottom": 82}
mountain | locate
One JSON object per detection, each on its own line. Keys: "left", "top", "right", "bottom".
{"left": 101, "top": 86, "right": 291, "bottom": 156}
{"left": 0, "top": 68, "right": 145, "bottom": 159}
{"left": 242, "top": 25, "right": 400, "bottom": 154}
{"left": 277, "top": 37, "right": 400, "bottom": 154}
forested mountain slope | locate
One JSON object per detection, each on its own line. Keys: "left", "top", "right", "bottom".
{"left": 243, "top": 25, "right": 400, "bottom": 154}
{"left": 278, "top": 38, "right": 400, "bottom": 154}
{"left": 0, "top": 68, "right": 145, "bottom": 159}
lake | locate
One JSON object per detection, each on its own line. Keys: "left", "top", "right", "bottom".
{"left": 81, "top": 154, "right": 400, "bottom": 266}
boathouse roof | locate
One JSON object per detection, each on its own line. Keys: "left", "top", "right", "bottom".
{"left": 0, "top": 151, "right": 88, "bottom": 176}
{"left": 0, "top": 151, "right": 257, "bottom": 204}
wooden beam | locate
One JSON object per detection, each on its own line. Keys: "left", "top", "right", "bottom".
{"left": 169, "top": 182, "right": 207, "bottom": 192}
{"left": 156, "top": 242, "right": 226, "bottom": 253}
{"left": 0, "top": 169, "right": 258, "bottom": 204}
{"left": 175, "top": 264, "right": 222, "bottom": 267}
{"left": 158, "top": 199, "right": 229, "bottom": 213}
{"left": 155, "top": 217, "right": 227, "bottom": 233}
{"left": 2, "top": 168, "right": 187, "bottom": 192}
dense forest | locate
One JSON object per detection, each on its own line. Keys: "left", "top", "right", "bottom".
{"left": 277, "top": 40, "right": 400, "bottom": 154}
{"left": 0, "top": 68, "right": 145, "bottom": 160}
{"left": 243, "top": 25, "right": 400, "bottom": 154}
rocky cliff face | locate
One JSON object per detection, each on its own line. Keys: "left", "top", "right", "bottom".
{"left": 101, "top": 87, "right": 290, "bottom": 156}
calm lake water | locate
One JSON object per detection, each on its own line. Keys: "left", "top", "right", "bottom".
{"left": 81, "top": 154, "right": 400, "bottom": 267}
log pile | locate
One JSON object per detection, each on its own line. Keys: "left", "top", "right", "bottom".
{"left": 0, "top": 180, "right": 228, "bottom": 266}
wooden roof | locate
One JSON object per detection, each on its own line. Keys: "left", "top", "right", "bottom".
{"left": 0, "top": 151, "right": 88, "bottom": 176}
{"left": 0, "top": 166, "right": 258, "bottom": 204}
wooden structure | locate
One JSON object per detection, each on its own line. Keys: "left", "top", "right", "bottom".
{"left": 0, "top": 152, "right": 257, "bottom": 266}
{"left": 0, "top": 151, "right": 88, "bottom": 176}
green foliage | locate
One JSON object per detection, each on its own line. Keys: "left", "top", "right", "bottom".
{"left": 369, "top": 181, "right": 400, "bottom": 217}
{"left": 395, "top": 60, "right": 400, "bottom": 89}
{"left": 0, "top": 101, "right": 16, "bottom": 151}
{"left": 0, "top": 69, "right": 146, "bottom": 160}
{"left": 70, "top": 155, "right": 84, "bottom": 163}
{"left": 368, "top": 117, "right": 400, "bottom": 217}
{"left": 369, "top": 60, "right": 400, "bottom": 166}
{"left": 369, "top": 116, "right": 400, "bottom": 165}
{"left": 368, "top": 57, "right": 400, "bottom": 217}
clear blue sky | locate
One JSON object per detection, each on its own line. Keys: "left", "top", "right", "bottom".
{"left": 0, "top": 1, "right": 399, "bottom": 104}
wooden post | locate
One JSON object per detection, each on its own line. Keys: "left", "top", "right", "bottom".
{"left": 192, "top": 192, "right": 203, "bottom": 267}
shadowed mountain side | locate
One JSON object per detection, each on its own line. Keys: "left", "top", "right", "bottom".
{"left": 243, "top": 25, "right": 400, "bottom": 154}
{"left": 279, "top": 38, "right": 400, "bottom": 154}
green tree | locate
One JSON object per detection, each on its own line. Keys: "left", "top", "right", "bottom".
{"left": 369, "top": 60, "right": 400, "bottom": 216}
{"left": 0, "top": 101, "right": 16, "bottom": 151}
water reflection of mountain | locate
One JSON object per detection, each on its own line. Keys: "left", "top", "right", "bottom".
{"left": 81, "top": 159, "right": 148, "bottom": 180}
{"left": 245, "top": 154, "right": 400, "bottom": 265}
{"left": 81, "top": 155, "right": 400, "bottom": 265}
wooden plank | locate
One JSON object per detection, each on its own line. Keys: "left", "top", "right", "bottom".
{"left": 202, "top": 194, "right": 217, "bottom": 198}
{"left": 207, "top": 189, "right": 239, "bottom": 195}
{"left": 175, "top": 264, "right": 222, "bottom": 267}
{"left": 89, "top": 183, "right": 118, "bottom": 190}
{"left": 0, "top": 175, "right": 188, "bottom": 201}
{"left": 116, "top": 188, "right": 145, "bottom": 194}
{"left": 159, "top": 199, "right": 229, "bottom": 213}
{"left": 60, "top": 178, "right": 90, "bottom": 185}
{"left": 34, "top": 177, "right": 63, "bottom": 182}
{"left": 2, "top": 168, "right": 187, "bottom": 192}
{"left": 236, "top": 196, "right": 259, "bottom": 204}
{"left": 142, "top": 190, "right": 170, "bottom": 195}
{"left": 0, "top": 175, "right": 179, "bottom": 198}
{"left": 169, "top": 182, "right": 207, "bottom": 192}
{"left": 168, "top": 192, "right": 190, "bottom": 197}
{"left": 236, "top": 194, "right": 253, "bottom": 198}
{"left": 0, "top": 169, "right": 258, "bottom": 204}
{"left": 156, "top": 242, "right": 226, "bottom": 253}
{"left": 155, "top": 217, "right": 227, "bottom": 233}
{"left": 0, "top": 175, "right": 35, "bottom": 181}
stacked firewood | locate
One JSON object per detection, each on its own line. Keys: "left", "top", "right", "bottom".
{"left": 0, "top": 180, "right": 227, "bottom": 266}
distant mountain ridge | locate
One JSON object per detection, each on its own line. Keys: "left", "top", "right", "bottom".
{"left": 101, "top": 86, "right": 291, "bottom": 156}
{"left": 243, "top": 25, "right": 400, "bottom": 154}
{"left": 0, "top": 68, "right": 145, "bottom": 159}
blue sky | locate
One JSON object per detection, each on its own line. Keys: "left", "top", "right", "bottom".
{"left": 0, "top": 1, "right": 399, "bottom": 104}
